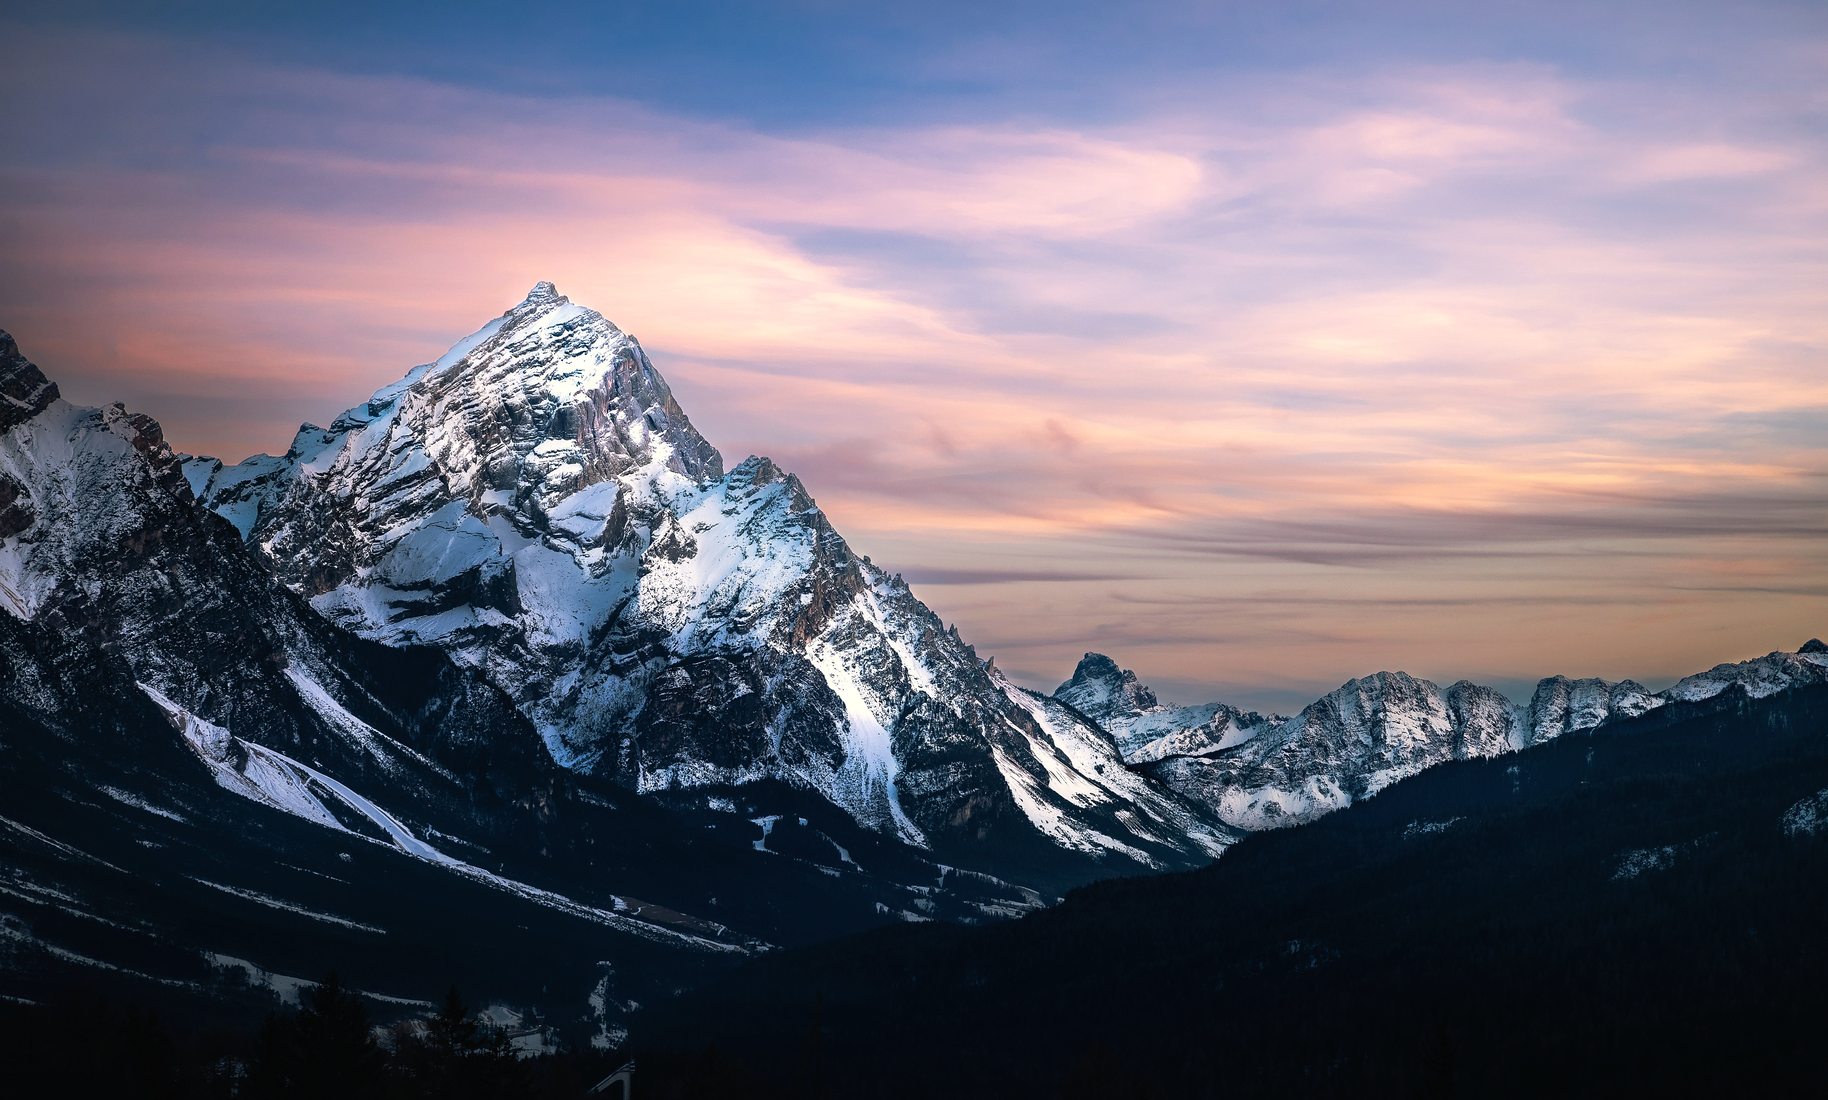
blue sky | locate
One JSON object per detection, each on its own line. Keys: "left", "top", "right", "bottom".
{"left": 22, "top": 1, "right": 1824, "bottom": 123}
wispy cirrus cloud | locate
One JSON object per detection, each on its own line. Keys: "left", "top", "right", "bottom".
{"left": 0, "top": 12, "right": 1823, "bottom": 709}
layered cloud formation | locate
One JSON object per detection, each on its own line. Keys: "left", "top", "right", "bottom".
{"left": 2, "top": 6, "right": 1823, "bottom": 709}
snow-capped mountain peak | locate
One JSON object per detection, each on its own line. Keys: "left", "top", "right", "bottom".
{"left": 1054, "top": 653, "right": 1159, "bottom": 719}
{"left": 188, "top": 288, "right": 1231, "bottom": 876}
{"left": 1525, "top": 675, "right": 1659, "bottom": 742}
{"left": 1081, "top": 638, "right": 1827, "bottom": 836}
{"left": 1663, "top": 646, "right": 1828, "bottom": 702}
{"left": 1053, "top": 652, "right": 1278, "bottom": 764}
{"left": 522, "top": 279, "right": 563, "bottom": 305}
{"left": 192, "top": 279, "right": 722, "bottom": 543}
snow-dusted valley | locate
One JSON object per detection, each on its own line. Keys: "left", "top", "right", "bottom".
{"left": 4, "top": 290, "right": 1827, "bottom": 1052}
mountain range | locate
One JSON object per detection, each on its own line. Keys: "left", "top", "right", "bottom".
{"left": 633, "top": 680, "right": 1828, "bottom": 1097}
{"left": 3, "top": 285, "right": 1824, "bottom": 1039}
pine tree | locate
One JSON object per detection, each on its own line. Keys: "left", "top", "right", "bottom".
{"left": 244, "top": 972, "right": 384, "bottom": 1099}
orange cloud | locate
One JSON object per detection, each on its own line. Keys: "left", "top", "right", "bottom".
{"left": 1, "top": 28, "right": 1823, "bottom": 708}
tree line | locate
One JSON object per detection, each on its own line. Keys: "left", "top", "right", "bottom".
{"left": 0, "top": 976, "right": 621, "bottom": 1099}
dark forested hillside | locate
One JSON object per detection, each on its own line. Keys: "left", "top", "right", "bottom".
{"left": 633, "top": 684, "right": 1828, "bottom": 1097}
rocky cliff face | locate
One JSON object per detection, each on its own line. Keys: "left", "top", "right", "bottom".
{"left": 0, "top": 329, "right": 538, "bottom": 793}
{"left": 1054, "top": 653, "right": 1161, "bottom": 724}
{"left": 192, "top": 285, "right": 1229, "bottom": 874}
{"left": 0, "top": 331, "right": 59, "bottom": 431}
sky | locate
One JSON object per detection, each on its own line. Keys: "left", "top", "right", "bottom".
{"left": 1, "top": 1, "right": 1824, "bottom": 711}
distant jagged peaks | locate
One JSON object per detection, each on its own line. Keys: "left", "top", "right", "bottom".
{"left": 0, "top": 330, "right": 60, "bottom": 430}
{"left": 1526, "top": 675, "right": 1659, "bottom": 742}
{"left": 1055, "top": 652, "right": 1159, "bottom": 719}
{"left": 1145, "top": 669, "right": 1522, "bottom": 830}
{"left": 1053, "top": 652, "right": 1276, "bottom": 764}
{"left": 1086, "top": 642, "right": 1828, "bottom": 835}
{"left": 1663, "top": 646, "right": 1828, "bottom": 702}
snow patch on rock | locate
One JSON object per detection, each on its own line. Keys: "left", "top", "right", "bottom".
{"left": 1781, "top": 789, "right": 1828, "bottom": 838}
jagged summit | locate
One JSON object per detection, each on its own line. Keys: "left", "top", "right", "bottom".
{"left": 0, "top": 330, "right": 60, "bottom": 430}
{"left": 522, "top": 279, "right": 564, "bottom": 305}
{"left": 1054, "top": 652, "right": 1275, "bottom": 764}
{"left": 192, "top": 282, "right": 722, "bottom": 540}
{"left": 1664, "top": 646, "right": 1828, "bottom": 702}
{"left": 0, "top": 334, "right": 216, "bottom": 617}
{"left": 1142, "top": 669, "right": 1538, "bottom": 831}
{"left": 1055, "top": 652, "right": 1159, "bottom": 719}
{"left": 1802, "top": 638, "right": 1827, "bottom": 655}
{"left": 1527, "top": 675, "right": 1658, "bottom": 741}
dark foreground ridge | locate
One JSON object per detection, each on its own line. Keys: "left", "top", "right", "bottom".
{"left": 631, "top": 683, "right": 1828, "bottom": 1098}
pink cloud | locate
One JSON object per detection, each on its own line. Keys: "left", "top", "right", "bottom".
{"left": 1, "top": 28, "right": 1824, "bottom": 706}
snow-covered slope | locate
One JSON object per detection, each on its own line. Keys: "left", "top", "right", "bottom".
{"left": 1525, "top": 675, "right": 1660, "bottom": 742}
{"left": 1054, "top": 653, "right": 1281, "bottom": 763}
{"left": 0, "top": 332, "right": 541, "bottom": 794}
{"left": 1142, "top": 672, "right": 1523, "bottom": 830}
{"left": 1663, "top": 647, "right": 1828, "bottom": 703}
{"left": 1096, "top": 643, "right": 1826, "bottom": 833}
{"left": 3, "top": 325, "right": 1087, "bottom": 1027}
{"left": 991, "top": 670, "right": 1234, "bottom": 860}
{"left": 0, "top": 327, "right": 769, "bottom": 940}
{"left": 192, "top": 285, "right": 1228, "bottom": 876}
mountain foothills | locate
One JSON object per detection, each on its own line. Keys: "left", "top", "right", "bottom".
{"left": 2, "top": 286, "right": 1826, "bottom": 1053}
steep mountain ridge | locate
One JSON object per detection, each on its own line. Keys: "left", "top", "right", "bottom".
{"left": 191, "top": 284, "right": 1230, "bottom": 876}
{"left": 0, "top": 326, "right": 777, "bottom": 941}
{"left": 180, "top": 281, "right": 1828, "bottom": 856}
{"left": 1144, "top": 671, "right": 1523, "bottom": 829}
{"left": 1061, "top": 648, "right": 1827, "bottom": 831}
{"left": 0, "top": 326, "right": 1083, "bottom": 1037}
{"left": 1053, "top": 652, "right": 1282, "bottom": 763}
